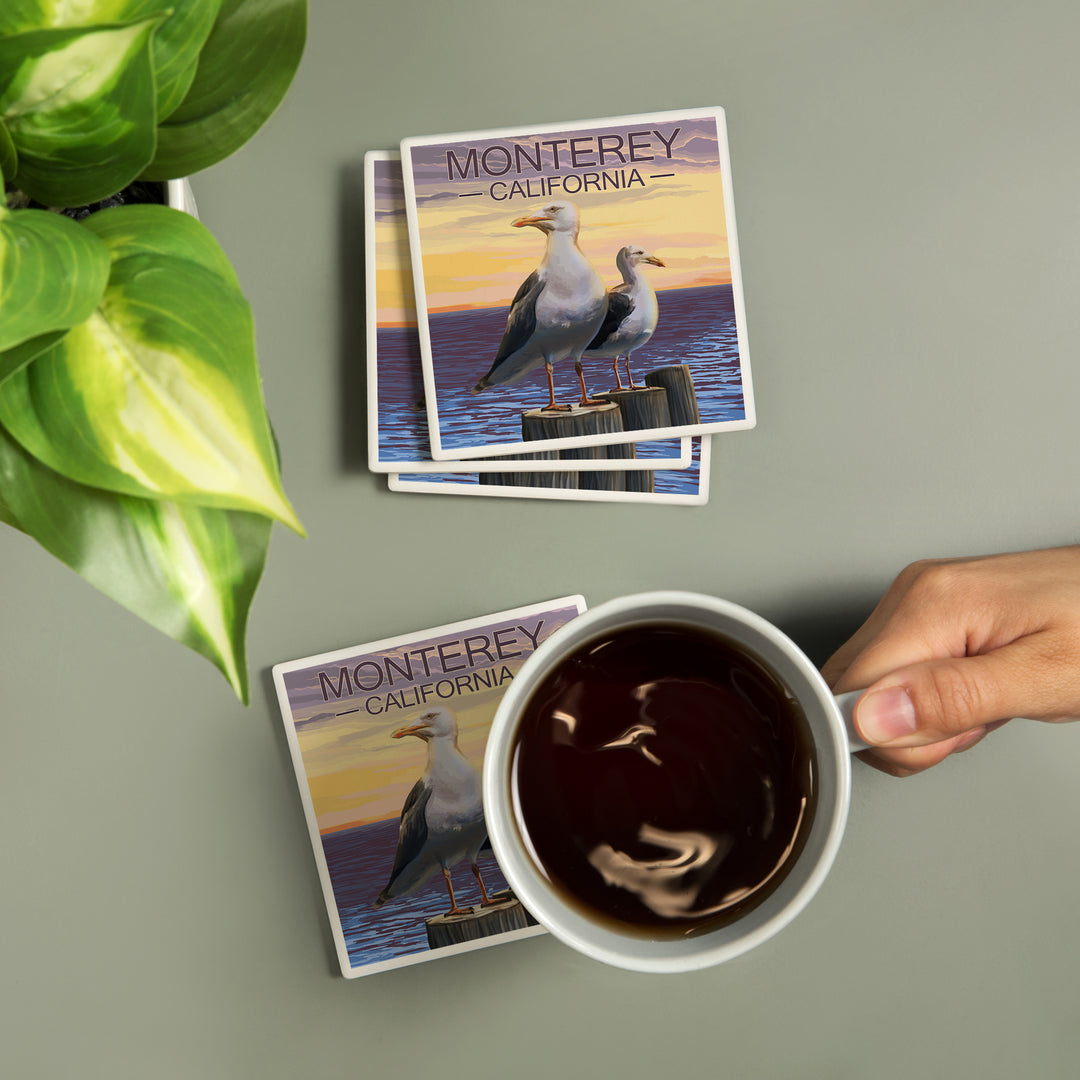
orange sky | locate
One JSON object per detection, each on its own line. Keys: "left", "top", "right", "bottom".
{"left": 375, "top": 167, "right": 732, "bottom": 323}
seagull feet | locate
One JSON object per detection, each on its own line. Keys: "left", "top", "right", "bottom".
{"left": 472, "top": 864, "right": 513, "bottom": 907}
{"left": 443, "top": 903, "right": 473, "bottom": 917}
{"left": 541, "top": 402, "right": 573, "bottom": 412}
{"left": 578, "top": 396, "right": 608, "bottom": 408}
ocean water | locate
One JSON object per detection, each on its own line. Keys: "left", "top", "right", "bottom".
{"left": 376, "top": 283, "right": 745, "bottom": 460}
{"left": 321, "top": 818, "right": 518, "bottom": 971}
{"left": 375, "top": 325, "right": 432, "bottom": 462}
{"left": 428, "top": 283, "right": 745, "bottom": 451}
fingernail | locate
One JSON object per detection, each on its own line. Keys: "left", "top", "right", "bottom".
{"left": 858, "top": 686, "right": 918, "bottom": 744}
{"left": 952, "top": 726, "right": 988, "bottom": 754}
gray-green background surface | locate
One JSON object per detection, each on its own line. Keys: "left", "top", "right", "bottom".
{"left": 4, "top": 2, "right": 1079, "bottom": 1077}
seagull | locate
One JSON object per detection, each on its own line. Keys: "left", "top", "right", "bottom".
{"left": 471, "top": 200, "right": 609, "bottom": 411}
{"left": 583, "top": 245, "right": 666, "bottom": 390}
{"left": 374, "top": 706, "right": 506, "bottom": 916}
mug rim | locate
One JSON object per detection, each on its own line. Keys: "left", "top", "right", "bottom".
{"left": 482, "top": 590, "right": 853, "bottom": 973}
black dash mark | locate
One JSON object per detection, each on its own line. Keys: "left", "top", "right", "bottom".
{"left": 650, "top": 173, "right": 676, "bottom": 179}
{"left": 458, "top": 191, "right": 485, "bottom": 197}
{"left": 336, "top": 708, "right": 360, "bottom": 715}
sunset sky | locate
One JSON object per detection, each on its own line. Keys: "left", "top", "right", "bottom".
{"left": 295, "top": 691, "right": 503, "bottom": 832}
{"left": 278, "top": 604, "right": 582, "bottom": 832}
{"left": 369, "top": 154, "right": 417, "bottom": 326}
{"left": 373, "top": 109, "right": 737, "bottom": 321}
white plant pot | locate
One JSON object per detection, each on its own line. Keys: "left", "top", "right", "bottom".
{"left": 165, "top": 178, "right": 198, "bottom": 219}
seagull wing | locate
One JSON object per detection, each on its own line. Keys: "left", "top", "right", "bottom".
{"left": 491, "top": 271, "right": 545, "bottom": 367}
{"left": 375, "top": 778, "right": 432, "bottom": 903}
{"left": 587, "top": 288, "right": 634, "bottom": 351}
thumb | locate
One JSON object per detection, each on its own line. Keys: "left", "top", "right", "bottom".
{"left": 854, "top": 636, "right": 1056, "bottom": 747}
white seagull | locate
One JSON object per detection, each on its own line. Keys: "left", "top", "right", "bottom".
{"left": 583, "top": 245, "right": 666, "bottom": 390}
{"left": 374, "top": 706, "right": 505, "bottom": 916}
{"left": 471, "top": 200, "right": 609, "bottom": 411}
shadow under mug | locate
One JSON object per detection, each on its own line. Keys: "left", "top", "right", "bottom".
{"left": 482, "top": 590, "right": 867, "bottom": 974}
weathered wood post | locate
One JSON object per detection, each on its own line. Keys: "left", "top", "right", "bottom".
{"left": 521, "top": 401, "right": 625, "bottom": 443}
{"left": 644, "top": 364, "right": 700, "bottom": 426}
{"left": 507, "top": 402, "right": 627, "bottom": 491}
{"left": 425, "top": 891, "right": 538, "bottom": 949}
{"left": 595, "top": 387, "right": 671, "bottom": 432}
{"left": 559, "top": 441, "right": 626, "bottom": 492}
{"left": 478, "top": 449, "right": 575, "bottom": 489}
{"left": 594, "top": 388, "right": 672, "bottom": 494}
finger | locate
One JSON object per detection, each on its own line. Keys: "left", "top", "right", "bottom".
{"left": 854, "top": 631, "right": 1074, "bottom": 747}
{"left": 857, "top": 726, "right": 990, "bottom": 777}
{"left": 825, "top": 558, "right": 997, "bottom": 694}
{"left": 830, "top": 602, "right": 968, "bottom": 697}
{"left": 820, "top": 576, "right": 929, "bottom": 688}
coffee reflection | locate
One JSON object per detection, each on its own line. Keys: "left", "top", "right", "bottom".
{"left": 510, "top": 623, "right": 817, "bottom": 937}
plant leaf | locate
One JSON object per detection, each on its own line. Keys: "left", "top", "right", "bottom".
{"left": 0, "top": 419, "right": 269, "bottom": 701}
{"left": 0, "top": 203, "right": 110, "bottom": 351}
{"left": 0, "top": 0, "right": 225, "bottom": 124}
{"left": 0, "top": 329, "right": 67, "bottom": 385}
{"left": 0, "top": 17, "right": 162, "bottom": 206}
{"left": 0, "top": 477, "right": 21, "bottom": 529}
{"left": 144, "top": 0, "right": 306, "bottom": 180}
{"left": 0, "top": 205, "right": 303, "bottom": 533}
{"left": 0, "top": 116, "right": 16, "bottom": 182}
{"left": 85, "top": 201, "right": 240, "bottom": 286}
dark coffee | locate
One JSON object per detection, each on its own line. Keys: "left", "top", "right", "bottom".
{"left": 510, "top": 622, "right": 817, "bottom": 937}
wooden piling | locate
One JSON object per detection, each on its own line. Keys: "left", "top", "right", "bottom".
{"left": 425, "top": 891, "right": 538, "bottom": 949}
{"left": 514, "top": 403, "right": 626, "bottom": 492}
{"left": 593, "top": 388, "right": 668, "bottom": 494}
{"left": 558, "top": 442, "right": 626, "bottom": 492}
{"left": 478, "top": 449, "right": 575, "bottom": 489}
{"left": 644, "top": 364, "right": 700, "bottom": 426}
{"left": 479, "top": 469, "right": 578, "bottom": 489}
{"left": 521, "top": 401, "right": 625, "bottom": 443}
{"left": 594, "top": 387, "right": 671, "bottom": 432}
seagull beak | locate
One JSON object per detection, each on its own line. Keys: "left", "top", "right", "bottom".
{"left": 645, "top": 255, "right": 666, "bottom": 267}
{"left": 512, "top": 213, "right": 553, "bottom": 229}
{"left": 392, "top": 721, "right": 432, "bottom": 740}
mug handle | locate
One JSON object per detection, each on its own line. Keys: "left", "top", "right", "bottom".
{"left": 834, "top": 690, "right": 871, "bottom": 753}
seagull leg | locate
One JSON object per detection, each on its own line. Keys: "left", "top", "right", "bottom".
{"left": 541, "top": 359, "right": 571, "bottom": 412}
{"left": 472, "top": 862, "right": 513, "bottom": 907}
{"left": 441, "top": 867, "right": 471, "bottom": 917}
{"left": 575, "top": 359, "right": 605, "bottom": 407}
{"left": 625, "top": 356, "right": 639, "bottom": 390}
{"left": 611, "top": 357, "right": 625, "bottom": 390}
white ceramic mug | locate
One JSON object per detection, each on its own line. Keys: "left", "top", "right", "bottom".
{"left": 482, "top": 591, "right": 866, "bottom": 974}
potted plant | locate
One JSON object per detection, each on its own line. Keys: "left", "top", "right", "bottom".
{"left": 0, "top": 0, "right": 307, "bottom": 703}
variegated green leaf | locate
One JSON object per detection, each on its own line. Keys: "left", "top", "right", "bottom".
{"left": 0, "top": 17, "right": 162, "bottom": 206}
{"left": 0, "top": 477, "right": 20, "bottom": 529}
{"left": 0, "top": 329, "right": 67, "bottom": 384}
{"left": 86, "top": 201, "right": 240, "bottom": 286}
{"left": 145, "top": 0, "right": 306, "bottom": 179}
{"left": 0, "top": 202, "right": 110, "bottom": 351}
{"left": 0, "top": 419, "right": 269, "bottom": 701}
{"left": 0, "top": 117, "right": 16, "bottom": 182}
{"left": 0, "top": 0, "right": 224, "bottom": 124}
{"left": 0, "top": 204, "right": 303, "bottom": 533}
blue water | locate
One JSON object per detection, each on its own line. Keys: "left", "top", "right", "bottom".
{"left": 427, "top": 284, "right": 745, "bottom": 452}
{"left": 374, "top": 326, "right": 688, "bottom": 466}
{"left": 376, "top": 284, "right": 744, "bottom": 460}
{"left": 322, "top": 818, "right": 526, "bottom": 971}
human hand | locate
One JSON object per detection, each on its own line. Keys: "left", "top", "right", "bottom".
{"left": 821, "top": 546, "right": 1080, "bottom": 776}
